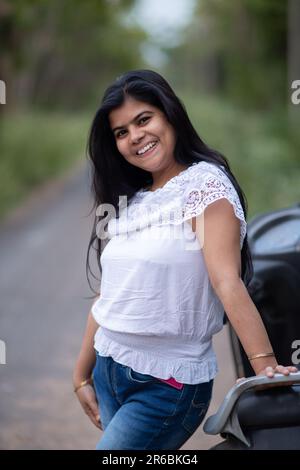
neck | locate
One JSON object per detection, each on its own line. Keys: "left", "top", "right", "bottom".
{"left": 149, "top": 162, "right": 189, "bottom": 191}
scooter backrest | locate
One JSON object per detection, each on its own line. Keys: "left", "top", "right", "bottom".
{"left": 203, "top": 372, "right": 300, "bottom": 446}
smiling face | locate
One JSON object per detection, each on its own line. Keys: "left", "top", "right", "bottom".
{"left": 108, "top": 96, "right": 177, "bottom": 174}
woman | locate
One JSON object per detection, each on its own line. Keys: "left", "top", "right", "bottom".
{"left": 73, "top": 69, "right": 297, "bottom": 450}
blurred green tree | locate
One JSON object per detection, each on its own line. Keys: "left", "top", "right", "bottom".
{"left": 0, "top": 0, "right": 148, "bottom": 112}
{"left": 162, "top": 0, "right": 288, "bottom": 110}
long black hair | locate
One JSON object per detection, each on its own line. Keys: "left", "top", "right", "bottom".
{"left": 86, "top": 69, "right": 253, "bottom": 297}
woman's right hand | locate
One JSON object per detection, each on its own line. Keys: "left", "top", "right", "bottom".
{"left": 75, "top": 384, "right": 103, "bottom": 430}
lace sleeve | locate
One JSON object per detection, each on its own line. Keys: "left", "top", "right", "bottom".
{"left": 182, "top": 165, "right": 247, "bottom": 249}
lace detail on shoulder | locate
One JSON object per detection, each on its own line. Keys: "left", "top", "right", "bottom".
{"left": 182, "top": 162, "right": 247, "bottom": 248}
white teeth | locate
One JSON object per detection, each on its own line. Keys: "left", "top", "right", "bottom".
{"left": 137, "top": 141, "right": 157, "bottom": 155}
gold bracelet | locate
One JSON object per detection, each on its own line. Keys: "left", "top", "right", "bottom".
{"left": 248, "top": 352, "right": 275, "bottom": 361}
{"left": 74, "top": 377, "right": 93, "bottom": 393}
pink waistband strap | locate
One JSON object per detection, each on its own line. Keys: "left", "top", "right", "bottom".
{"left": 157, "top": 376, "right": 184, "bottom": 390}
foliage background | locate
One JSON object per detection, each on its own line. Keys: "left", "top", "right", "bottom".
{"left": 0, "top": 0, "right": 299, "bottom": 220}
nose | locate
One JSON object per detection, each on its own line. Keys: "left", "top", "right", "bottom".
{"left": 129, "top": 125, "right": 145, "bottom": 144}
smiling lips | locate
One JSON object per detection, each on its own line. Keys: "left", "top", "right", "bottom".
{"left": 136, "top": 140, "right": 158, "bottom": 156}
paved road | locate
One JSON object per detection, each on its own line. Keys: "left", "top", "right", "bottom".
{"left": 0, "top": 161, "right": 236, "bottom": 449}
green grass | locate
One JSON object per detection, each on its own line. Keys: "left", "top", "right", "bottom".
{"left": 180, "top": 92, "right": 300, "bottom": 220}
{"left": 0, "top": 111, "right": 91, "bottom": 220}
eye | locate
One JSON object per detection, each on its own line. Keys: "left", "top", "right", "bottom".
{"left": 116, "top": 130, "right": 126, "bottom": 138}
{"left": 139, "top": 116, "right": 149, "bottom": 124}
{"left": 115, "top": 117, "right": 150, "bottom": 139}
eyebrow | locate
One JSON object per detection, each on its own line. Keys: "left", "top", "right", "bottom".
{"left": 111, "top": 110, "right": 154, "bottom": 133}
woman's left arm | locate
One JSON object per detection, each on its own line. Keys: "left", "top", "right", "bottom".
{"left": 189, "top": 198, "right": 298, "bottom": 378}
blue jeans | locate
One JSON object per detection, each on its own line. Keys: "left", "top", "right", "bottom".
{"left": 92, "top": 351, "right": 213, "bottom": 450}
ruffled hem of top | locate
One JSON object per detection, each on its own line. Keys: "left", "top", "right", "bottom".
{"left": 93, "top": 329, "right": 219, "bottom": 385}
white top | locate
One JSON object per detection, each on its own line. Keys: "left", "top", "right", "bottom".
{"left": 91, "top": 161, "right": 247, "bottom": 384}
